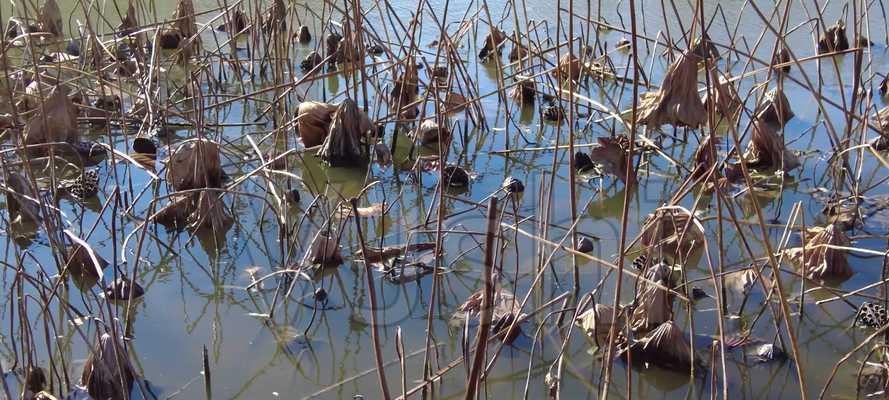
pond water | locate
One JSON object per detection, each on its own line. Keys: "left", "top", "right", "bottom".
{"left": 0, "top": 0, "right": 888, "bottom": 399}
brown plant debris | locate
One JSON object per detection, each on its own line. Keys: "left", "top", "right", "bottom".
{"left": 37, "top": 0, "right": 62, "bottom": 37}
{"left": 296, "top": 101, "right": 337, "bottom": 147}
{"left": 167, "top": 139, "right": 223, "bottom": 191}
{"left": 311, "top": 232, "right": 342, "bottom": 266}
{"left": 702, "top": 71, "right": 741, "bottom": 122}
{"left": 619, "top": 321, "right": 694, "bottom": 372}
{"left": 188, "top": 191, "right": 233, "bottom": 233}
{"left": 771, "top": 46, "right": 791, "bottom": 73}
{"left": 297, "top": 25, "right": 311, "bottom": 43}
{"left": 630, "top": 262, "right": 676, "bottom": 333}
{"left": 217, "top": 9, "right": 248, "bottom": 34}
{"left": 23, "top": 86, "right": 80, "bottom": 155}
{"left": 81, "top": 333, "right": 136, "bottom": 400}
{"left": 5, "top": 171, "right": 41, "bottom": 223}
{"left": 638, "top": 51, "right": 706, "bottom": 128}
{"left": 510, "top": 78, "right": 535, "bottom": 104}
{"left": 318, "top": 99, "right": 375, "bottom": 167}
{"left": 411, "top": 119, "right": 450, "bottom": 145}
{"left": 441, "top": 164, "right": 470, "bottom": 187}
{"left": 553, "top": 53, "right": 582, "bottom": 83}
{"left": 755, "top": 87, "right": 794, "bottom": 127}
{"left": 690, "top": 33, "right": 719, "bottom": 61}
{"left": 576, "top": 303, "right": 625, "bottom": 346}
{"left": 785, "top": 224, "right": 853, "bottom": 280}
{"left": 64, "top": 244, "right": 109, "bottom": 282}
{"left": 742, "top": 118, "right": 800, "bottom": 172}
{"left": 817, "top": 20, "right": 850, "bottom": 54}
{"left": 478, "top": 28, "right": 506, "bottom": 60}
{"left": 640, "top": 207, "right": 704, "bottom": 260}
{"left": 589, "top": 136, "right": 636, "bottom": 184}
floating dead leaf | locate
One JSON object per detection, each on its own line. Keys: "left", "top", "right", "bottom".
{"left": 300, "top": 51, "right": 323, "bottom": 72}
{"left": 336, "top": 202, "right": 386, "bottom": 219}
{"left": 318, "top": 99, "right": 375, "bottom": 167}
{"left": 638, "top": 51, "right": 705, "bottom": 128}
{"left": 509, "top": 42, "right": 528, "bottom": 62}
{"left": 690, "top": 135, "right": 718, "bottom": 181}
{"left": 724, "top": 268, "right": 758, "bottom": 294}
{"left": 619, "top": 320, "right": 694, "bottom": 372}
{"left": 118, "top": 1, "right": 139, "bottom": 36}
{"left": 167, "top": 139, "right": 223, "bottom": 191}
{"left": 104, "top": 278, "right": 145, "bottom": 301}
{"left": 325, "top": 32, "right": 343, "bottom": 62}
{"left": 784, "top": 224, "right": 852, "bottom": 280}
{"left": 817, "top": 20, "right": 849, "bottom": 54}
{"left": 576, "top": 304, "right": 625, "bottom": 346}
{"left": 442, "top": 92, "right": 467, "bottom": 113}
{"left": 152, "top": 194, "right": 192, "bottom": 228}
{"left": 188, "top": 191, "right": 233, "bottom": 233}
{"left": 263, "top": 0, "right": 286, "bottom": 32}
{"left": 296, "top": 25, "right": 311, "bottom": 43}
{"left": 456, "top": 289, "right": 523, "bottom": 324}
{"left": 81, "top": 333, "right": 136, "bottom": 400}
{"left": 64, "top": 244, "right": 108, "bottom": 285}
{"left": 374, "top": 142, "right": 392, "bottom": 166}
{"left": 217, "top": 9, "right": 248, "bottom": 34}
{"left": 441, "top": 164, "right": 470, "bottom": 187}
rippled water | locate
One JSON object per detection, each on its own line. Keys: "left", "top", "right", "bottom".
{"left": 0, "top": 0, "right": 887, "bottom": 399}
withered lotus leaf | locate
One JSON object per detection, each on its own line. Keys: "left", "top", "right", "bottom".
{"left": 167, "top": 139, "right": 223, "bottom": 191}
{"left": 638, "top": 52, "right": 706, "bottom": 128}
{"left": 81, "top": 333, "right": 136, "bottom": 400}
